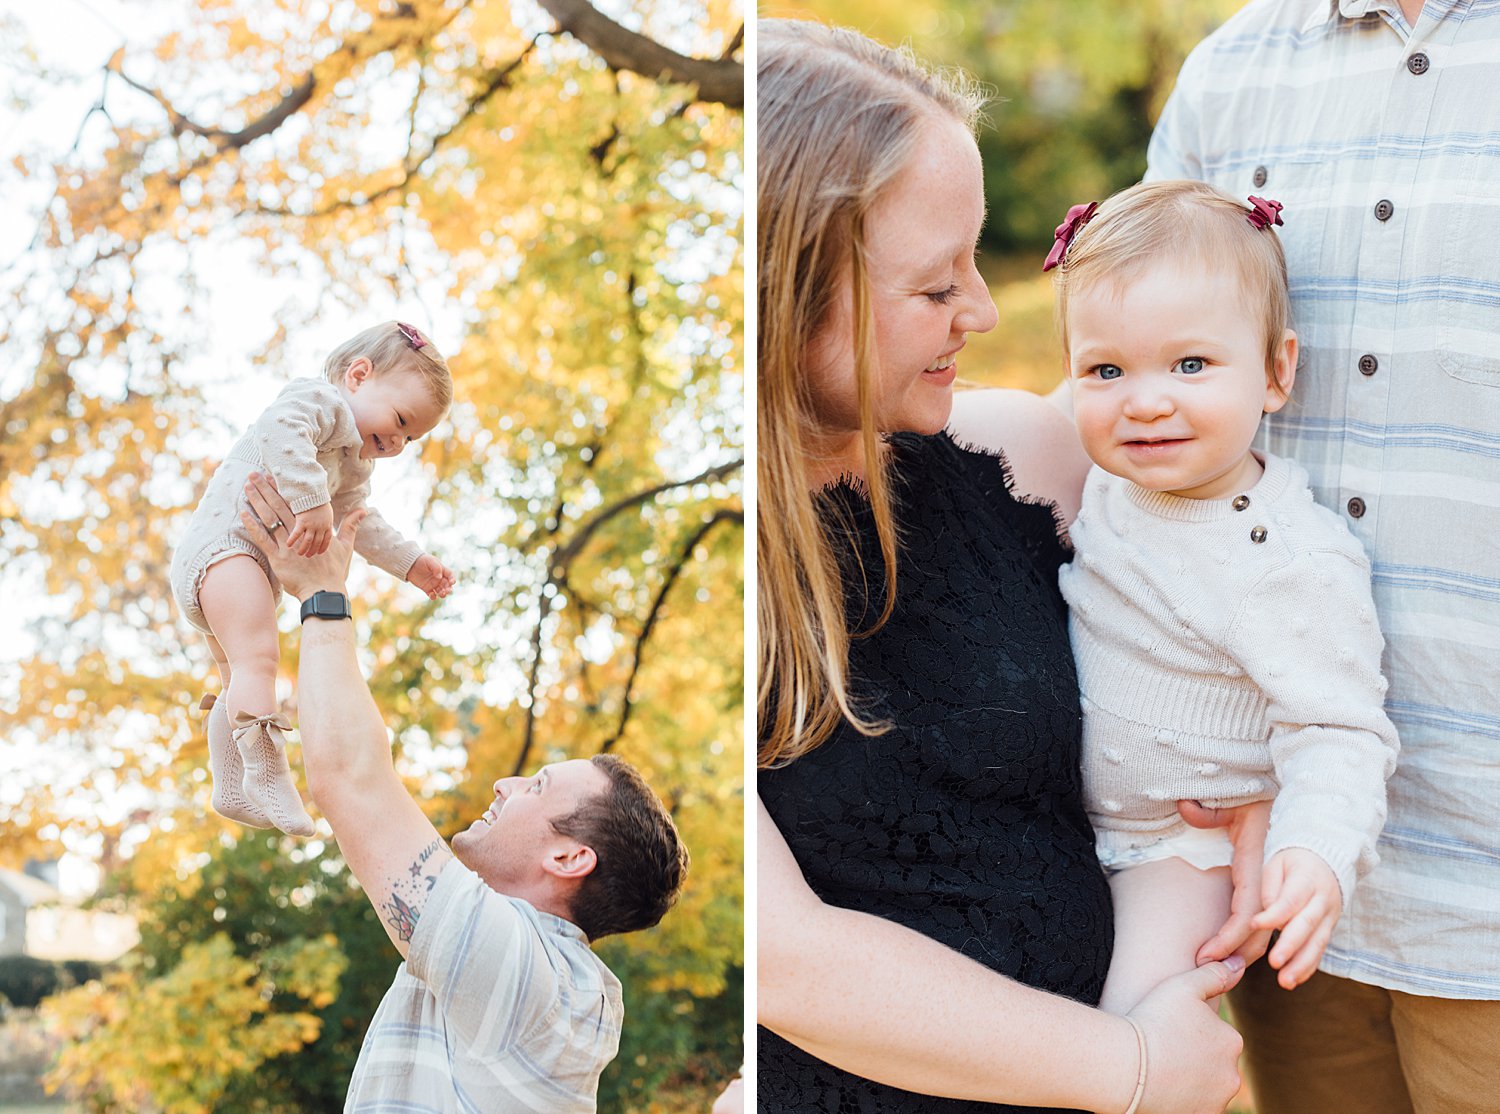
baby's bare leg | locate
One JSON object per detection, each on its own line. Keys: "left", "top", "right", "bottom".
{"left": 200, "top": 555, "right": 313, "bottom": 836}
{"left": 1099, "top": 857, "right": 1234, "bottom": 1015}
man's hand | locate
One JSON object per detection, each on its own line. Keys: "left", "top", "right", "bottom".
{"left": 287, "top": 502, "right": 335, "bottom": 557}
{"left": 1252, "top": 848, "right": 1342, "bottom": 989}
{"left": 407, "top": 554, "right": 455, "bottom": 600}
{"left": 1178, "top": 798, "right": 1273, "bottom": 967}
{"left": 241, "top": 471, "right": 364, "bottom": 600}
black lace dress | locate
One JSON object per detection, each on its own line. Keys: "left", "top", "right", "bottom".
{"left": 758, "top": 432, "right": 1113, "bottom": 1114}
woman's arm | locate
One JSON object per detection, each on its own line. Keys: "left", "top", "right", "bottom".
{"left": 946, "top": 387, "right": 1091, "bottom": 527}
{"left": 759, "top": 799, "right": 1245, "bottom": 1114}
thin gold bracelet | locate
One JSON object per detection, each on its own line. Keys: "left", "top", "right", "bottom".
{"left": 1122, "top": 1017, "right": 1149, "bottom": 1114}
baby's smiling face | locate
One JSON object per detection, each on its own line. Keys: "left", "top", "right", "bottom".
{"left": 340, "top": 361, "right": 446, "bottom": 460}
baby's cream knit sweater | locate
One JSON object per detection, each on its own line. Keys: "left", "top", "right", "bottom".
{"left": 1059, "top": 453, "right": 1399, "bottom": 904}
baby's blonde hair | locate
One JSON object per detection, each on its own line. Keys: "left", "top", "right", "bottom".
{"left": 1052, "top": 180, "right": 1292, "bottom": 390}
{"left": 322, "top": 321, "right": 453, "bottom": 412}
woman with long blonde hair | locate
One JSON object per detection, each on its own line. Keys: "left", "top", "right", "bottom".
{"left": 757, "top": 20, "right": 1251, "bottom": 1113}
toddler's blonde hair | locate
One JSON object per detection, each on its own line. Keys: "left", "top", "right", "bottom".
{"left": 1052, "top": 180, "right": 1292, "bottom": 390}
{"left": 322, "top": 321, "right": 453, "bottom": 411}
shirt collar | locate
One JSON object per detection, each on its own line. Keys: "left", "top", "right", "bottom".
{"left": 1303, "top": 0, "right": 1392, "bottom": 32}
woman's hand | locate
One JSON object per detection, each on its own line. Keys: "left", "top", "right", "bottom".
{"left": 1178, "top": 798, "right": 1273, "bottom": 966}
{"left": 242, "top": 471, "right": 363, "bottom": 601}
{"left": 287, "top": 502, "right": 335, "bottom": 557}
{"left": 1127, "top": 957, "right": 1247, "bottom": 1114}
{"left": 1253, "top": 848, "right": 1341, "bottom": 989}
{"left": 407, "top": 554, "right": 455, "bottom": 600}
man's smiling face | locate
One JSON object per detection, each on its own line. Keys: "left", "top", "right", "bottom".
{"left": 450, "top": 759, "right": 610, "bottom": 891}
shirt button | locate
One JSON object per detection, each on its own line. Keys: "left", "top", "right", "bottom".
{"left": 1407, "top": 52, "right": 1430, "bottom": 75}
{"left": 1348, "top": 496, "right": 1367, "bottom": 518}
{"left": 1375, "top": 199, "right": 1394, "bottom": 221}
{"left": 1358, "top": 354, "right": 1379, "bottom": 376}
{"left": 1252, "top": 166, "right": 1268, "bottom": 188}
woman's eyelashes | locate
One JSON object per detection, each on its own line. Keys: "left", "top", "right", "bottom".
{"left": 926, "top": 282, "right": 963, "bottom": 305}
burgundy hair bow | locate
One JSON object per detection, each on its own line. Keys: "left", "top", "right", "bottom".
{"left": 1246, "top": 196, "right": 1284, "bottom": 231}
{"left": 1042, "top": 201, "right": 1099, "bottom": 272}
{"left": 396, "top": 321, "right": 428, "bottom": 350}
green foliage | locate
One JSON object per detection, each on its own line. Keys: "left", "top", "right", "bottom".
{"left": 598, "top": 947, "right": 743, "bottom": 1110}
{"left": 0, "top": 955, "right": 102, "bottom": 1010}
{"left": 780, "top": 0, "right": 1240, "bottom": 250}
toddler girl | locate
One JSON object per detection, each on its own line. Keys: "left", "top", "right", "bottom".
{"left": 170, "top": 321, "right": 457, "bottom": 836}
{"left": 1047, "top": 181, "right": 1399, "bottom": 1011}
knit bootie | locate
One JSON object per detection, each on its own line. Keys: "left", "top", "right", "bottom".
{"left": 201, "top": 693, "right": 272, "bottom": 830}
{"left": 230, "top": 708, "right": 315, "bottom": 837}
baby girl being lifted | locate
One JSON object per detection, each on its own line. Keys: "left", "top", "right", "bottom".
{"left": 170, "top": 321, "right": 456, "bottom": 835}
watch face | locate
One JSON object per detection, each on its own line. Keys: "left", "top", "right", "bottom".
{"left": 303, "top": 592, "right": 351, "bottom": 620}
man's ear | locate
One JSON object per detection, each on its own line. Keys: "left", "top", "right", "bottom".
{"left": 342, "top": 356, "right": 374, "bottom": 391}
{"left": 546, "top": 842, "right": 598, "bottom": 881}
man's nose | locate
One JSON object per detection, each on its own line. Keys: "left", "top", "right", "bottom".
{"left": 493, "top": 776, "right": 523, "bottom": 799}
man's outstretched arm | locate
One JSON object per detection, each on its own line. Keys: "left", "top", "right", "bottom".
{"left": 241, "top": 474, "right": 453, "bottom": 958}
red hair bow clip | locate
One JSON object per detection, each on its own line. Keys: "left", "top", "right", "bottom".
{"left": 1246, "top": 196, "right": 1284, "bottom": 231}
{"left": 1043, "top": 201, "right": 1099, "bottom": 272}
{"left": 396, "top": 322, "right": 428, "bottom": 350}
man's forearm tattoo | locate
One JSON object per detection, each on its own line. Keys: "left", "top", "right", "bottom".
{"left": 381, "top": 838, "right": 446, "bottom": 943}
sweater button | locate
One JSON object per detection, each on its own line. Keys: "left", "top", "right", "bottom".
{"left": 1250, "top": 526, "right": 1268, "bottom": 543}
{"left": 1232, "top": 494, "right": 1251, "bottom": 511}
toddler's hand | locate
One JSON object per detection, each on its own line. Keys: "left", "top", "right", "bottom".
{"left": 1251, "top": 848, "right": 1342, "bottom": 989}
{"left": 287, "top": 503, "right": 335, "bottom": 557}
{"left": 408, "top": 554, "right": 455, "bottom": 600}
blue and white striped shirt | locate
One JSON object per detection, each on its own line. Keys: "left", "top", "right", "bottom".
{"left": 1149, "top": 0, "right": 1500, "bottom": 998}
{"left": 345, "top": 861, "right": 623, "bottom": 1112}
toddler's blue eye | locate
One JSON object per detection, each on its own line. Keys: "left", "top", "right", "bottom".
{"left": 1179, "top": 357, "right": 1206, "bottom": 374}
{"left": 1097, "top": 365, "right": 1123, "bottom": 380}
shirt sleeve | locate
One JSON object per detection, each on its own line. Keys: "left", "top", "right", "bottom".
{"left": 251, "top": 381, "right": 344, "bottom": 514}
{"left": 406, "top": 860, "right": 558, "bottom": 1054}
{"left": 331, "top": 473, "right": 423, "bottom": 580}
{"left": 1226, "top": 549, "right": 1400, "bottom": 907}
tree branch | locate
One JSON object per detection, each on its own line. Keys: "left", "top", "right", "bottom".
{"left": 534, "top": 0, "right": 742, "bottom": 108}
{"left": 600, "top": 508, "right": 742, "bottom": 753}
{"left": 551, "top": 457, "right": 742, "bottom": 571}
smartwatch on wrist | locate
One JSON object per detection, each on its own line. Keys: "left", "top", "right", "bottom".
{"left": 300, "top": 590, "right": 352, "bottom": 624}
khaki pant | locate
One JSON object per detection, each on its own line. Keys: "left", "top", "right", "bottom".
{"left": 1230, "top": 959, "right": 1500, "bottom": 1114}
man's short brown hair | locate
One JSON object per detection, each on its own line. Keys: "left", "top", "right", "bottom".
{"left": 551, "top": 754, "right": 689, "bottom": 940}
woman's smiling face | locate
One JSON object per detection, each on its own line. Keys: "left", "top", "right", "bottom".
{"left": 803, "top": 113, "right": 998, "bottom": 479}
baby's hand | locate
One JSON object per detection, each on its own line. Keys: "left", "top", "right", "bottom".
{"left": 287, "top": 503, "right": 335, "bottom": 557}
{"left": 1251, "top": 848, "right": 1342, "bottom": 989}
{"left": 408, "top": 554, "right": 455, "bottom": 600}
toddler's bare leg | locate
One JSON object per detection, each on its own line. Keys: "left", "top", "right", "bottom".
{"left": 200, "top": 636, "right": 270, "bottom": 828}
{"left": 200, "top": 555, "right": 313, "bottom": 836}
{"left": 1099, "top": 857, "right": 1234, "bottom": 1015}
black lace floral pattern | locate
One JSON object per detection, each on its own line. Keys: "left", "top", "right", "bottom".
{"left": 759, "top": 432, "right": 1112, "bottom": 1114}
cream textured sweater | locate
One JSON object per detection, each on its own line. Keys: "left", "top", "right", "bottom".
{"left": 1059, "top": 453, "right": 1399, "bottom": 904}
{"left": 169, "top": 378, "right": 423, "bottom": 632}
